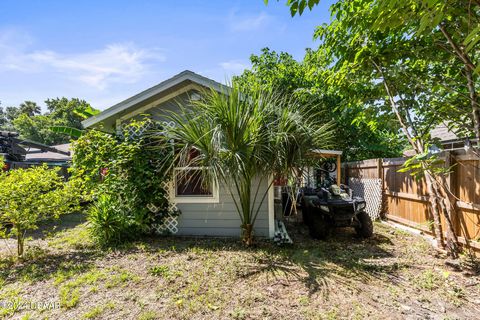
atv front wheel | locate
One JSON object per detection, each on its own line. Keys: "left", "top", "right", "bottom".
{"left": 309, "top": 216, "right": 331, "bottom": 240}
{"left": 355, "top": 211, "right": 373, "bottom": 238}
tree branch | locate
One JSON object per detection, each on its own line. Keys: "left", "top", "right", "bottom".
{"left": 439, "top": 24, "right": 476, "bottom": 72}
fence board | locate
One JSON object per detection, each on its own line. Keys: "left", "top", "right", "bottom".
{"left": 344, "top": 151, "right": 480, "bottom": 254}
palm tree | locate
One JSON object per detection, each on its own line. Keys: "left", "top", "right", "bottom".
{"left": 19, "top": 101, "right": 41, "bottom": 116}
{"left": 165, "top": 85, "right": 333, "bottom": 245}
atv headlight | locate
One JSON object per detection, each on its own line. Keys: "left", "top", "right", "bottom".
{"left": 320, "top": 205, "right": 330, "bottom": 212}
{"left": 357, "top": 203, "right": 366, "bottom": 211}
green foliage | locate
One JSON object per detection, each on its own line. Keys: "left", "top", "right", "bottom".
{"left": 70, "top": 129, "right": 118, "bottom": 195}
{"left": 87, "top": 194, "right": 128, "bottom": 245}
{"left": 50, "top": 104, "right": 101, "bottom": 138}
{"left": 165, "top": 85, "right": 332, "bottom": 244}
{"left": 234, "top": 48, "right": 405, "bottom": 161}
{"left": 0, "top": 165, "right": 81, "bottom": 258}
{"left": 399, "top": 145, "right": 453, "bottom": 179}
{"left": 50, "top": 126, "right": 84, "bottom": 138}
{"left": 3, "top": 98, "right": 96, "bottom": 145}
{"left": 71, "top": 120, "right": 176, "bottom": 246}
{"left": 265, "top": 0, "right": 321, "bottom": 16}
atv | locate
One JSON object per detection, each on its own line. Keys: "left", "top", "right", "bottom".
{"left": 300, "top": 184, "right": 373, "bottom": 239}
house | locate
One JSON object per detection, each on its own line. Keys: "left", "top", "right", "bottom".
{"left": 23, "top": 143, "right": 71, "bottom": 178}
{"left": 83, "top": 70, "right": 275, "bottom": 238}
{"left": 430, "top": 123, "right": 475, "bottom": 151}
{"left": 83, "top": 70, "right": 342, "bottom": 239}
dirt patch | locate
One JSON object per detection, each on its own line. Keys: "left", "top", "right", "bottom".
{"left": 1, "top": 219, "right": 479, "bottom": 319}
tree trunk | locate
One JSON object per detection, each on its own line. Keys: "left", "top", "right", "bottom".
{"left": 436, "top": 176, "right": 460, "bottom": 258}
{"left": 373, "top": 59, "right": 456, "bottom": 253}
{"left": 425, "top": 172, "right": 445, "bottom": 249}
{"left": 241, "top": 224, "right": 254, "bottom": 246}
{"left": 439, "top": 24, "right": 480, "bottom": 147}
{"left": 17, "top": 227, "right": 24, "bottom": 258}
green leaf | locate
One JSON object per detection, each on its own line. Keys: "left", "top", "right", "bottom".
{"left": 50, "top": 126, "right": 84, "bottom": 138}
{"left": 73, "top": 106, "right": 100, "bottom": 119}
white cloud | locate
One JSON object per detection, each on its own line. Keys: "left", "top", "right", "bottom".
{"left": 219, "top": 60, "right": 249, "bottom": 74}
{"left": 228, "top": 12, "right": 272, "bottom": 32}
{"left": 0, "top": 30, "right": 166, "bottom": 90}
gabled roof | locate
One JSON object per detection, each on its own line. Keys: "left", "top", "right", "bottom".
{"left": 430, "top": 123, "right": 459, "bottom": 143}
{"left": 82, "top": 70, "right": 229, "bottom": 128}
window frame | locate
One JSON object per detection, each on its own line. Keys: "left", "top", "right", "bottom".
{"left": 172, "top": 167, "right": 219, "bottom": 204}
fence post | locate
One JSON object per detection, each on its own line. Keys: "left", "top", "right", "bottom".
{"left": 376, "top": 158, "right": 383, "bottom": 180}
{"left": 377, "top": 158, "right": 385, "bottom": 216}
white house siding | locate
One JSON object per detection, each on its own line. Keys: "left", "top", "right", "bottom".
{"left": 175, "top": 179, "right": 270, "bottom": 237}
{"left": 125, "top": 89, "right": 272, "bottom": 238}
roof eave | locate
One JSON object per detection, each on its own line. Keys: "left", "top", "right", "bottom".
{"left": 82, "top": 70, "right": 229, "bottom": 128}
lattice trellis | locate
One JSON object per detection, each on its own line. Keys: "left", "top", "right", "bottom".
{"left": 149, "top": 180, "right": 179, "bottom": 234}
{"left": 120, "top": 120, "right": 176, "bottom": 139}
{"left": 348, "top": 178, "right": 383, "bottom": 220}
{"left": 120, "top": 120, "right": 180, "bottom": 234}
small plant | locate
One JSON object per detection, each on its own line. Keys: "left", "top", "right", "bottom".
{"left": 82, "top": 302, "right": 115, "bottom": 319}
{"left": 230, "top": 307, "right": 247, "bottom": 320}
{"left": 59, "top": 286, "right": 80, "bottom": 309}
{"left": 87, "top": 194, "right": 125, "bottom": 245}
{"left": 417, "top": 269, "right": 442, "bottom": 290}
{"left": 138, "top": 310, "right": 158, "bottom": 320}
{"left": 149, "top": 265, "right": 170, "bottom": 277}
{"left": 0, "top": 165, "right": 80, "bottom": 258}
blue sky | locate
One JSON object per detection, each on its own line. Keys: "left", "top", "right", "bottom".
{"left": 0, "top": 0, "right": 332, "bottom": 111}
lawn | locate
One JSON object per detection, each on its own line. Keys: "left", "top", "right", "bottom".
{"left": 1, "top": 215, "right": 479, "bottom": 320}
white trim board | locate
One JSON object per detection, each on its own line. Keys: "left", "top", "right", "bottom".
{"left": 268, "top": 175, "right": 275, "bottom": 239}
{"left": 83, "top": 70, "right": 230, "bottom": 128}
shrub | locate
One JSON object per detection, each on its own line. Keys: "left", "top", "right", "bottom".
{"left": 71, "top": 120, "right": 178, "bottom": 246}
{"left": 0, "top": 165, "right": 81, "bottom": 258}
{"left": 87, "top": 194, "right": 126, "bottom": 245}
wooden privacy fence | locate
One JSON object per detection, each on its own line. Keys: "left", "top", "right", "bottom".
{"left": 343, "top": 151, "right": 480, "bottom": 254}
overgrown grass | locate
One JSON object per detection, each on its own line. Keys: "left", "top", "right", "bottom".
{"left": 0, "top": 221, "right": 479, "bottom": 319}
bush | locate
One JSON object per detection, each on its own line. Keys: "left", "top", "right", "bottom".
{"left": 87, "top": 194, "right": 127, "bottom": 245}
{"left": 71, "top": 120, "right": 178, "bottom": 246}
{"left": 0, "top": 165, "right": 81, "bottom": 258}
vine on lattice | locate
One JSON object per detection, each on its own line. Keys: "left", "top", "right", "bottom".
{"left": 125, "top": 120, "right": 180, "bottom": 234}
{"left": 71, "top": 118, "right": 181, "bottom": 243}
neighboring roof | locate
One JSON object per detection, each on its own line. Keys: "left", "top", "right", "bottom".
{"left": 431, "top": 124, "right": 459, "bottom": 142}
{"left": 25, "top": 143, "right": 71, "bottom": 162}
{"left": 82, "top": 70, "right": 230, "bottom": 128}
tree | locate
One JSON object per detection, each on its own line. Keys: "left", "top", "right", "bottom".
{"left": 18, "top": 101, "right": 41, "bottom": 117}
{"left": 0, "top": 165, "right": 80, "bottom": 258}
{"left": 234, "top": 48, "right": 405, "bottom": 161}
{"left": 300, "top": 0, "right": 471, "bottom": 255}
{"left": 372, "top": 0, "right": 480, "bottom": 147}
{"left": 9, "top": 98, "right": 94, "bottom": 145}
{"left": 272, "top": 0, "right": 480, "bottom": 144}
{"left": 165, "top": 85, "right": 333, "bottom": 245}
{"left": 13, "top": 114, "right": 59, "bottom": 145}
{"left": 0, "top": 105, "right": 7, "bottom": 129}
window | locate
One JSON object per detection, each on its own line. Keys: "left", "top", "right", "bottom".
{"left": 173, "top": 167, "right": 219, "bottom": 203}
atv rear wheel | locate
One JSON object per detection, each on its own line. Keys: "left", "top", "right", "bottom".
{"left": 309, "top": 215, "right": 330, "bottom": 240}
{"left": 355, "top": 211, "right": 373, "bottom": 238}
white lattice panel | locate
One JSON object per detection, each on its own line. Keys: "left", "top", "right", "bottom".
{"left": 348, "top": 178, "right": 383, "bottom": 220}
{"left": 149, "top": 179, "right": 179, "bottom": 234}
{"left": 120, "top": 121, "right": 180, "bottom": 234}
